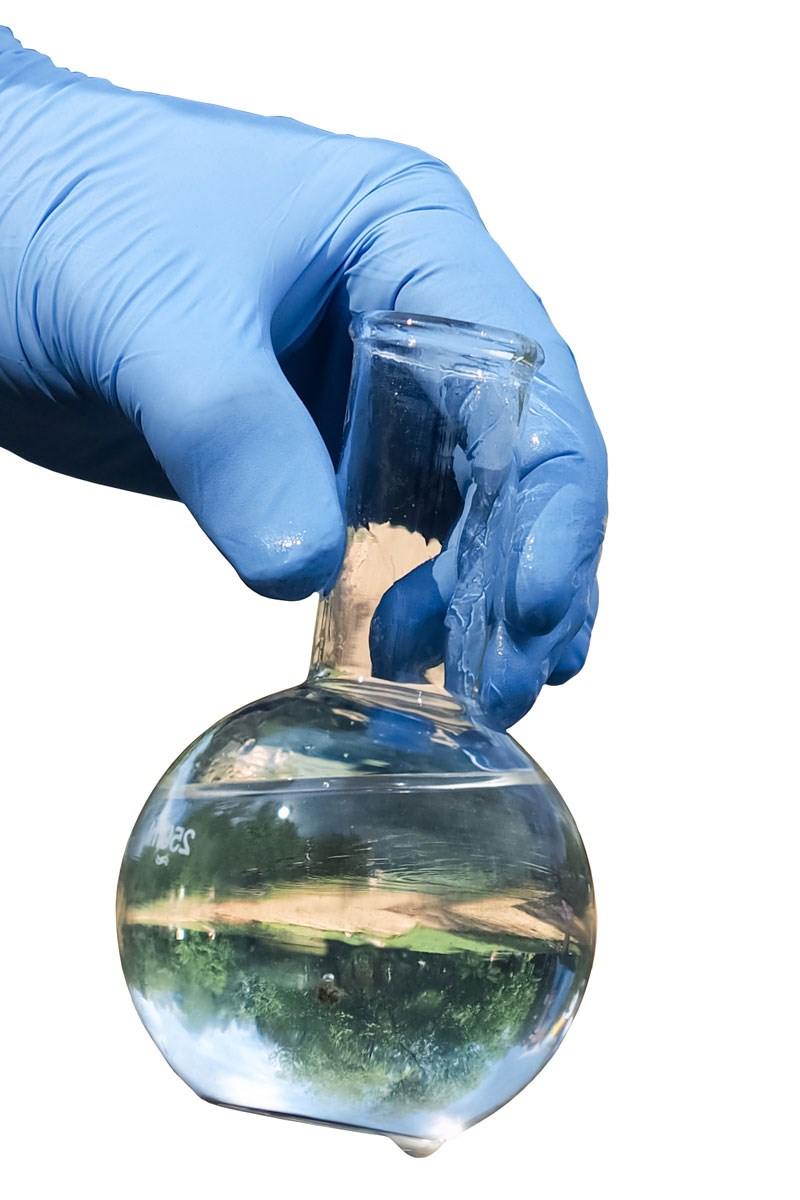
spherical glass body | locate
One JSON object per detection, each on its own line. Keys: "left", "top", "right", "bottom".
{"left": 117, "top": 677, "right": 595, "bottom": 1155}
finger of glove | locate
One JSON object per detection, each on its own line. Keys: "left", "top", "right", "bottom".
{"left": 369, "top": 557, "right": 448, "bottom": 681}
{"left": 478, "top": 581, "right": 595, "bottom": 729}
{"left": 363, "top": 407, "right": 605, "bottom": 682}
{"left": 508, "top": 447, "right": 606, "bottom": 636}
{"left": 369, "top": 535, "right": 599, "bottom": 721}
{"left": 547, "top": 577, "right": 600, "bottom": 686}
{"left": 368, "top": 487, "right": 470, "bottom": 681}
{"left": 116, "top": 339, "right": 345, "bottom": 600}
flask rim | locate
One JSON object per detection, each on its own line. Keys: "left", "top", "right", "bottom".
{"left": 350, "top": 310, "right": 543, "bottom": 372}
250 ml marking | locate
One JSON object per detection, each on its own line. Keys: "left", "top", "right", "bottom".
{"left": 146, "top": 823, "right": 196, "bottom": 866}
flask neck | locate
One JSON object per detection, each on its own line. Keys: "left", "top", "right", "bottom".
{"left": 306, "top": 311, "right": 539, "bottom": 708}
{"left": 308, "top": 523, "right": 447, "bottom": 690}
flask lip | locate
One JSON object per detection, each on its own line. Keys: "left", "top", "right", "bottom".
{"left": 350, "top": 310, "right": 543, "bottom": 372}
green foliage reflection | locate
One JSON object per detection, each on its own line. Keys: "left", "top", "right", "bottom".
{"left": 122, "top": 926, "right": 555, "bottom": 1111}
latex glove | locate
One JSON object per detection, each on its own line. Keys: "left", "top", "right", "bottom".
{"left": 0, "top": 28, "right": 607, "bottom": 728}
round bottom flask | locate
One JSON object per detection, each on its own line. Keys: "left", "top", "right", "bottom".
{"left": 117, "top": 313, "right": 595, "bottom": 1155}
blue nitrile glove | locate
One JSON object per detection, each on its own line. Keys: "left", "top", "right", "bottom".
{"left": 0, "top": 28, "right": 607, "bottom": 728}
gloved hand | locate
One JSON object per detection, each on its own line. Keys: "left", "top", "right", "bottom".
{"left": 0, "top": 27, "right": 607, "bottom": 728}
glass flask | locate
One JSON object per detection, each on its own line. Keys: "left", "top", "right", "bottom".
{"left": 117, "top": 311, "right": 596, "bottom": 1157}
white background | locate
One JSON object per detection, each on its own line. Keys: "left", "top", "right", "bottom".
{"left": 0, "top": 3, "right": 795, "bottom": 1197}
